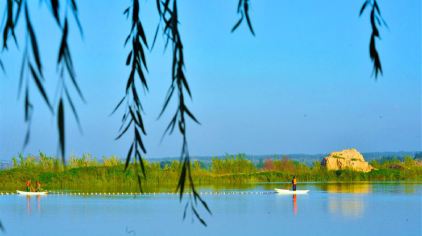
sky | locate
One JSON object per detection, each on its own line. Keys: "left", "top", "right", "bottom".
{"left": 0, "top": 0, "right": 421, "bottom": 160}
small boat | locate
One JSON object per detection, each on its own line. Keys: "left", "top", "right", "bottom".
{"left": 274, "top": 188, "right": 309, "bottom": 195}
{"left": 16, "top": 190, "right": 48, "bottom": 196}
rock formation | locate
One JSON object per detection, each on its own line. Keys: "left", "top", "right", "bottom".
{"left": 321, "top": 148, "right": 374, "bottom": 172}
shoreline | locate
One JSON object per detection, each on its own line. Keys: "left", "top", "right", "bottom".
{"left": 1, "top": 181, "right": 421, "bottom": 195}
{"left": 1, "top": 180, "right": 422, "bottom": 193}
{"left": 1, "top": 154, "right": 420, "bottom": 192}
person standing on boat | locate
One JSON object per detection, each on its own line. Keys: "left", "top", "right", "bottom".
{"left": 35, "top": 181, "right": 41, "bottom": 192}
{"left": 26, "top": 180, "right": 31, "bottom": 192}
{"left": 292, "top": 176, "right": 297, "bottom": 191}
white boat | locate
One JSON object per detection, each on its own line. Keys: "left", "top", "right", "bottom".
{"left": 274, "top": 188, "right": 309, "bottom": 195}
{"left": 16, "top": 190, "right": 48, "bottom": 196}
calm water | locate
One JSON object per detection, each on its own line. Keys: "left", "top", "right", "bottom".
{"left": 0, "top": 183, "right": 421, "bottom": 236}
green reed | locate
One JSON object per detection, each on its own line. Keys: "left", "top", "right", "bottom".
{"left": 1, "top": 153, "right": 421, "bottom": 192}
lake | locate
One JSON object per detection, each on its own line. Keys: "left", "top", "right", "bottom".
{"left": 0, "top": 183, "right": 420, "bottom": 236}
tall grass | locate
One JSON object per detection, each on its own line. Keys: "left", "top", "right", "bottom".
{"left": 1, "top": 153, "right": 421, "bottom": 192}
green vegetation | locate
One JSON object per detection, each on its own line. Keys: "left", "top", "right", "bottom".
{"left": 1, "top": 153, "right": 421, "bottom": 192}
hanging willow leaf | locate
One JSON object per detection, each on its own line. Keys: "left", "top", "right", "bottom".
{"left": 23, "top": 126, "right": 31, "bottom": 149}
{"left": 17, "top": 49, "right": 27, "bottom": 98}
{"left": 116, "top": 119, "right": 133, "bottom": 140}
{"left": 25, "top": 4, "right": 43, "bottom": 76}
{"left": 58, "top": 19, "right": 69, "bottom": 63}
{"left": 24, "top": 87, "right": 32, "bottom": 122}
{"left": 192, "top": 205, "right": 207, "bottom": 226}
{"left": 176, "top": 160, "right": 187, "bottom": 200}
{"left": 49, "top": 0, "right": 60, "bottom": 25}
{"left": 64, "top": 86, "right": 82, "bottom": 132}
{"left": 70, "top": 0, "right": 83, "bottom": 35}
{"left": 370, "top": 10, "right": 379, "bottom": 37}
{"left": 23, "top": 86, "right": 33, "bottom": 151}
{"left": 29, "top": 64, "right": 53, "bottom": 112}
{"left": 231, "top": 14, "right": 244, "bottom": 32}
{"left": 196, "top": 192, "right": 212, "bottom": 214}
{"left": 137, "top": 22, "right": 148, "bottom": 48}
{"left": 0, "top": 220, "right": 5, "bottom": 232}
{"left": 126, "top": 51, "right": 133, "bottom": 65}
{"left": 14, "top": 0, "right": 23, "bottom": 25}
{"left": 132, "top": 0, "right": 139, "bottom": 29}
{"left": 3, "top": 0, "right": 16, "bottom": 49}
{"left": 244, "top": 1, "right": 255, "bottom": 35}
{"left": 57, "top": 18, "right": 85, "bottom": 102}
{"left": 135, "top": 110, "right": 146, "bottom": 134}
{"left": 134, "top": 128, "right": 146, "bottom": 153}
{"left": 158, "top": 85, "right": 175, "bottom": 118}
{"left": 162, "top": 112, "right": 178, "bottom": 137}
{"left": 110, "top": 96, "right": 126, "bottom": 116}
{"left": 359, "top": 0, "right": 369, "bottom": 16}
{"left": 57, "top": 98, "right": 65, "bottom": 163}
{"left": 182, "top": 202, "right": 189, "bottom": 219}
{"left": 360, "top": 0, "right": 385, "bottom": 79}
{"left": 231, "top": 0, "right": 255, "bottom": 35}
{"left": 150, "top": 22, "right": 161, "bottom": 50}
{"left": 124, "top": 143, "right": 134, "bottom": 170}
{"left": 0, "top": 59, "right": 4, "bottom": 73}
{"left": 184, "top": 106, "right": 200, "bottom": 124}
{"left": 136, "top": 150, "right": 146, "bottom": 177}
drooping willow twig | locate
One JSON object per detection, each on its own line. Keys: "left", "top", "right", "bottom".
{"left": 231, "top": 0, "right": 255, "bottom": 35}
{"left": 232, "top": 0, "right": 387, "bottom": 79}
{"left": 360, "top": 0, "right": 387, "bottom": 79}
{"left": 112, "top": 0, "right": 149, "bottom": 191}
{"left": 1, "top": 0, "right": 83, "bottom": 164}
{"left": 112, "top": 0, "right": 212, "bottom": 225}
{"left": 0, "top": 0, "right": 391, "bottom": 229}
{"left": 155, "top": 0, "right": 211, "bottom": 226}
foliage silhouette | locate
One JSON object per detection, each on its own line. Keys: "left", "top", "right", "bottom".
{"left": 359, "top": 0, "right": 386, "bottom": 78}
{"left": 112, "top": 0, "right": 150, "bottom": 193}
{"left": 2, "top": 0, "right": 83, "bottom": 163}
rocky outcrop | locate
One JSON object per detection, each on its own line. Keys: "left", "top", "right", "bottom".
{"left": 321, "top": 148, "right": 374, "bottom": 172}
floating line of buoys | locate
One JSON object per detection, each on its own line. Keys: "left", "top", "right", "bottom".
{"left": 0, "top": 191, "right": 276, "bottom": 196}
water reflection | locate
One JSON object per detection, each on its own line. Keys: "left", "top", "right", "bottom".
{"left": 403, "top": 184, "right": 417, "bottom": 194}
{"left": 202, "top": 184, "right": 257, "bottom": 192}
{"left": 2, "top": 183, "right": 419, "bottom": 236}
{"left": 25, "top": 195, "right": 42, "bottom": 215}
{"left": 317, "top": 183, "right": 372, "bottom": 194}
{"left": 328, "top": 196, "right": 365, "bottom": 218}
{"left": 37, "top": 195, "right": 41, "bottom": 212}
{"left": 26, "top": 196, "right": 31, "bottom": 214}
{"left": 64, "top": 183, "right": 261, "bottom": 194}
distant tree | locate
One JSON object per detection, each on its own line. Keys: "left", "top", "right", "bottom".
{"left": 403, "top": 156, "right": 416, "bottom": 168}
{"left": 263, "top": 159, "right": 274, "bottom": 171}
{"left": 0, "top": 0, "right": 388, "bottom": 227}
{"left": 278, "top": 156, "right": 295, "bottom": 173}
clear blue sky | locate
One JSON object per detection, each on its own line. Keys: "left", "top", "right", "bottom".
{"left": 0, "top": 0, "right": 420, "bottom": 160}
